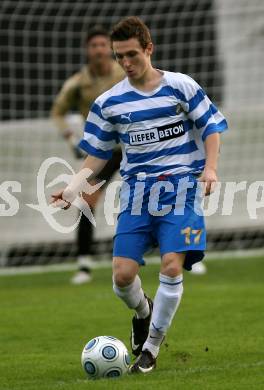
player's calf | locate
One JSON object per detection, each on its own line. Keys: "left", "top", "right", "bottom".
{"left": 130, "top": 272, "right": 184, "bottom": 373}
{"left": 112, "top": 259, "right": 153, "bottom": 357}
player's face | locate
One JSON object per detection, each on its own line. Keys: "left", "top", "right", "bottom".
{"left": 86, "top": 35, "right": 112, "bottom": 65}
{"left": 113, "top": 38, "right": 153, "bottom": 80}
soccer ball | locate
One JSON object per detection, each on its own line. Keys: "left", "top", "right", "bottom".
{"left": 81, "top": 336, "right": 131, "bottom": 379}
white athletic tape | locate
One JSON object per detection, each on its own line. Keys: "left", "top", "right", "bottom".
{"left": 63, "top": 167, "right": 94, "bottom": 202}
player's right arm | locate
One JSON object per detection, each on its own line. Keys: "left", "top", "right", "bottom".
{"left": 51, "top": 155, "right": 108, "bottom": 209}
{"left": 51, "top": 96, "right": 118, "bottom": 209}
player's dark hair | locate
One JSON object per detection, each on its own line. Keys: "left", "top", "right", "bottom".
{"left": 85, "top": 26, "right": 110, "bottom": 45}
{"left": 110, "top": 16, "right": 151, "bottom": 49}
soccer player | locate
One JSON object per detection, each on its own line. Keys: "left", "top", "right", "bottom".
{"left": 51, "top": 27, "right": 125, "bottom": 284}
{"left": 52, "top": 17, "right": 228, "bottom": 372}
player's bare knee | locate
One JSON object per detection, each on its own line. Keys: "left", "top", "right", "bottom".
{"left": 161, "top": 253, "right": 185, "bottom": 276}
{"left": 162, "top": 263, "right": 182, "bottom": 277}
{"left": 112, "top": 264, "right": 135, "bottom": 287}
{"left": 113, "top": 271, "right": 134, "bottom": 287}
{"left": 112, "top": 257, "right": 139, "bottom": 287}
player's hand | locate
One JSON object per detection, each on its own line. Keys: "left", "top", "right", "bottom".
{"left": 51, "top": 189, "right": 71, "bottom": 210}
{"left": 198, "top": 167, "right": 218, "bottom": 196}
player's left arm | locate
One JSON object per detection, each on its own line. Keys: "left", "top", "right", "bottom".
{"left": 199, "top": 132, "right": 220, "bottom": 196}
{"left": 180, "top": 75, "right": 228, "bottom": 195}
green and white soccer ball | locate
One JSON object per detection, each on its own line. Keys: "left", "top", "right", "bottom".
{"left": 81, "top": 336, "right": 131, "bottom": 379}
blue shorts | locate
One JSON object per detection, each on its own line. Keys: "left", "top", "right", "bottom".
{"left": 113, "top": 174, "right": 206, "bottom": 271}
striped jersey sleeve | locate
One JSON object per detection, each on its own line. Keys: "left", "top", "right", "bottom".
{"left": 178, "top": 74, "right": 228, "bottom": 141}
{"left": 78, "top": 99, "right": 118, "bottom": 160}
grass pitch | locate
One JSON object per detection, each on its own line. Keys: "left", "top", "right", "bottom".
{"left": 0, "top": 256, "right": 263, "bottom": 390}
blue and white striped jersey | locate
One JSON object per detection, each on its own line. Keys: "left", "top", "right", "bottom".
{"left": 79, "top": 71, "right": 228, "bottom": 179}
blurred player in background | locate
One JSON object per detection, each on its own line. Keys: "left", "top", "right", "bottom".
{"left": 51, "top": 27, "right": 125, "bottom": 284}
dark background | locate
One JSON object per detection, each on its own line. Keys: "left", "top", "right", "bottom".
{"left": 0, "top": 0, "right": 222, "bottom": 120}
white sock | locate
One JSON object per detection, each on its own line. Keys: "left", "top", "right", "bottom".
{"left": 143, "top": 273, "right": 183, "bottom": 358}
{"left": 113, "top": 275, "right": 150, "bottom": 319}
{"left": 77, "top": 255, "right": 92, "bottom": 269}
